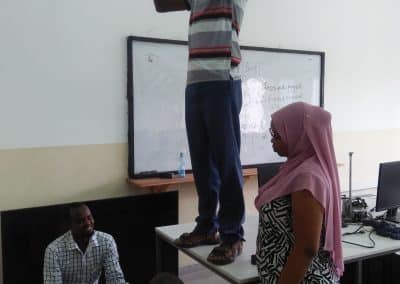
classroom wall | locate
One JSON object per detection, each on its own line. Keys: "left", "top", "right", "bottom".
{"left": 1, "top": 0, "right": 400, "bottom": 279}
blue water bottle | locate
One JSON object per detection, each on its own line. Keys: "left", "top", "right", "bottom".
{"left": 178, "top": 152, "right": 186, "bottom": 177}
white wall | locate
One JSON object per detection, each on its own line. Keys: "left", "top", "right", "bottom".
{"left": 0, "top": 0, "right": 191, "bottom": 150}
{"left": 1, "top": 0, "right": 400, "bottom": 279}
{"left": 2, "top": 0, "right": 399, "bottom": 150}
{"left": 242, "top": 0, "right": 400, "bottom": 131}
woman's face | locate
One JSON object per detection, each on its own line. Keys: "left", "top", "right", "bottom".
{"left": 270, "top": 122, "right": 288, "bottom": 157}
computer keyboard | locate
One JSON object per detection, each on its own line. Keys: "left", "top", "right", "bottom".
{"left": 362, "top": 218, "right": 400, "bottom": 240}
{"left": 362, "top": 218, "right": 383, "bottom": 228}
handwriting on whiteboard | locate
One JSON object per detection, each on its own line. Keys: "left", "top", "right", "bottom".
{"left": 240, "top": 77, "right": 304, "bottom": 134}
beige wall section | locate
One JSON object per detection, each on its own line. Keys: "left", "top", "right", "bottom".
{"left": 0, "top": 143, "right": 152, "bottom": 211}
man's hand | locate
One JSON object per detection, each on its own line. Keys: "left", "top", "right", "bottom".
{"left": 153, "top": 0, "right": 189, "bottom": 12}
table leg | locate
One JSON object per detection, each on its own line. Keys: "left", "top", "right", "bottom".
{"left": 155, "top": 233, "right": 162, "bottom": 273}
{"left": 155, "top": 232, "right": 179, "bottom": 275}
{"left": 356, "top": 261, "right": 362, "bottom": 284}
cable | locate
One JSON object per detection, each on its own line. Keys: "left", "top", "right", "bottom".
{"left": 342, "top": 224, "right": 365, "bottom": 236}
{"left": 342, "top": 228, "right": 376, "bottom": 248}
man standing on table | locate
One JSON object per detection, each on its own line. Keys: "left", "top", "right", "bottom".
{"left": 153, "top": 0, "right": 247, "bottom": 265}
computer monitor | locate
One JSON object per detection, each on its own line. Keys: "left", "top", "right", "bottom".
{"left": 257, "top": 162, "right": 284, "bottom": 187}
{"left": 375, "top": 161, "right": 400, "bottom": 223}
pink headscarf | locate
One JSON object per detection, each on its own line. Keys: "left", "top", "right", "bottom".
{"left": 254, "top": 102, "right": 343, "bottom": 276}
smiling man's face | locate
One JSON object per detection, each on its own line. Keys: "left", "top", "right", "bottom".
{"left": 70, "top": 204, "right": 94, "bottom": 239}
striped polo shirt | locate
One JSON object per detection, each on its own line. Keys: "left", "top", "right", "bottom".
{"left": 184, "top": 0, "right": 247, "bottom": 85}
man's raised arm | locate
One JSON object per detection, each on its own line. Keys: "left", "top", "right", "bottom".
{"left": 153, "top": 0, "right": 190, "bottom": 12}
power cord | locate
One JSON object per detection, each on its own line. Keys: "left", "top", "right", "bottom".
{"left": 342, "top": 224, "right": 365, "bottom": 236}
{"left": 342, "top": 225, "right": 376, "bottom": 248}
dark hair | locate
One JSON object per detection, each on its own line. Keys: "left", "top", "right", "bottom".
{"left": 69, "top": 202, "right": 87, "bottom": 211}
{"left": 68, "top": 203, "right": 89, "bottom": 222}
{"left": 149, "top": 272, "right": 184, "bottom": 284}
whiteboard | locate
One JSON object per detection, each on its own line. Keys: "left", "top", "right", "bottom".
{"left": 127, "top": 36, "right": 324, "bottom": 177}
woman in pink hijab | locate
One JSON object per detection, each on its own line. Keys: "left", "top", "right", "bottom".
{"left": 255, "top": 102, "right": 343, "bottom": 283}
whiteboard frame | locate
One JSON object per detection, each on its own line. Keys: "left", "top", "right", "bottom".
{"left": 127, "top": 36, "right": 325, "bottom": 178}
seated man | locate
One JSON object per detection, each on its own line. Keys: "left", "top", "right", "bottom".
{"left": 43, "top": 203, "right": 126, "bottom": 283}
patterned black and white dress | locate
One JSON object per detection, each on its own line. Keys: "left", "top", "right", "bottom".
{"left": 256, "top": 195, "right": 340, "bottom": 284}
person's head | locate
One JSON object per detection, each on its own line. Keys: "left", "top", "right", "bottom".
{"left": 269, "top": 102, "right": 331, "bottom": 160}
{"left": 269, "top": 121, "right": 288, "bottom": 157}
{"left": 69, "top": 203, "right": 94, "bottom": 239}
{"left": 149, "top": 272, "right": 184, "bottom": 284}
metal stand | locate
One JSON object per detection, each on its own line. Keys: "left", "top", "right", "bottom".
{"left": 342, "top": 152, "right": 354, "bottom": 224}
{"left": 348, "top": 152, "right": 353, "bottom": 218}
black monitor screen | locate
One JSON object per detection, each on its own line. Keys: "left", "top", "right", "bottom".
{"left": 257, "top": 162, "right": 284, "bottom": 188}
{"left": 376, "top": 161, "right": 400, "bottom": 212}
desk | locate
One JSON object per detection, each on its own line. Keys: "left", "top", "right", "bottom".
{"left": 155, "top": 216, "right": 259, "bottom": 284}
{"left": 342, "top": 224, "right": 400, "bottom": 284}
{"left": 155, "top": 215, "right": 400, "bottom": 284}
